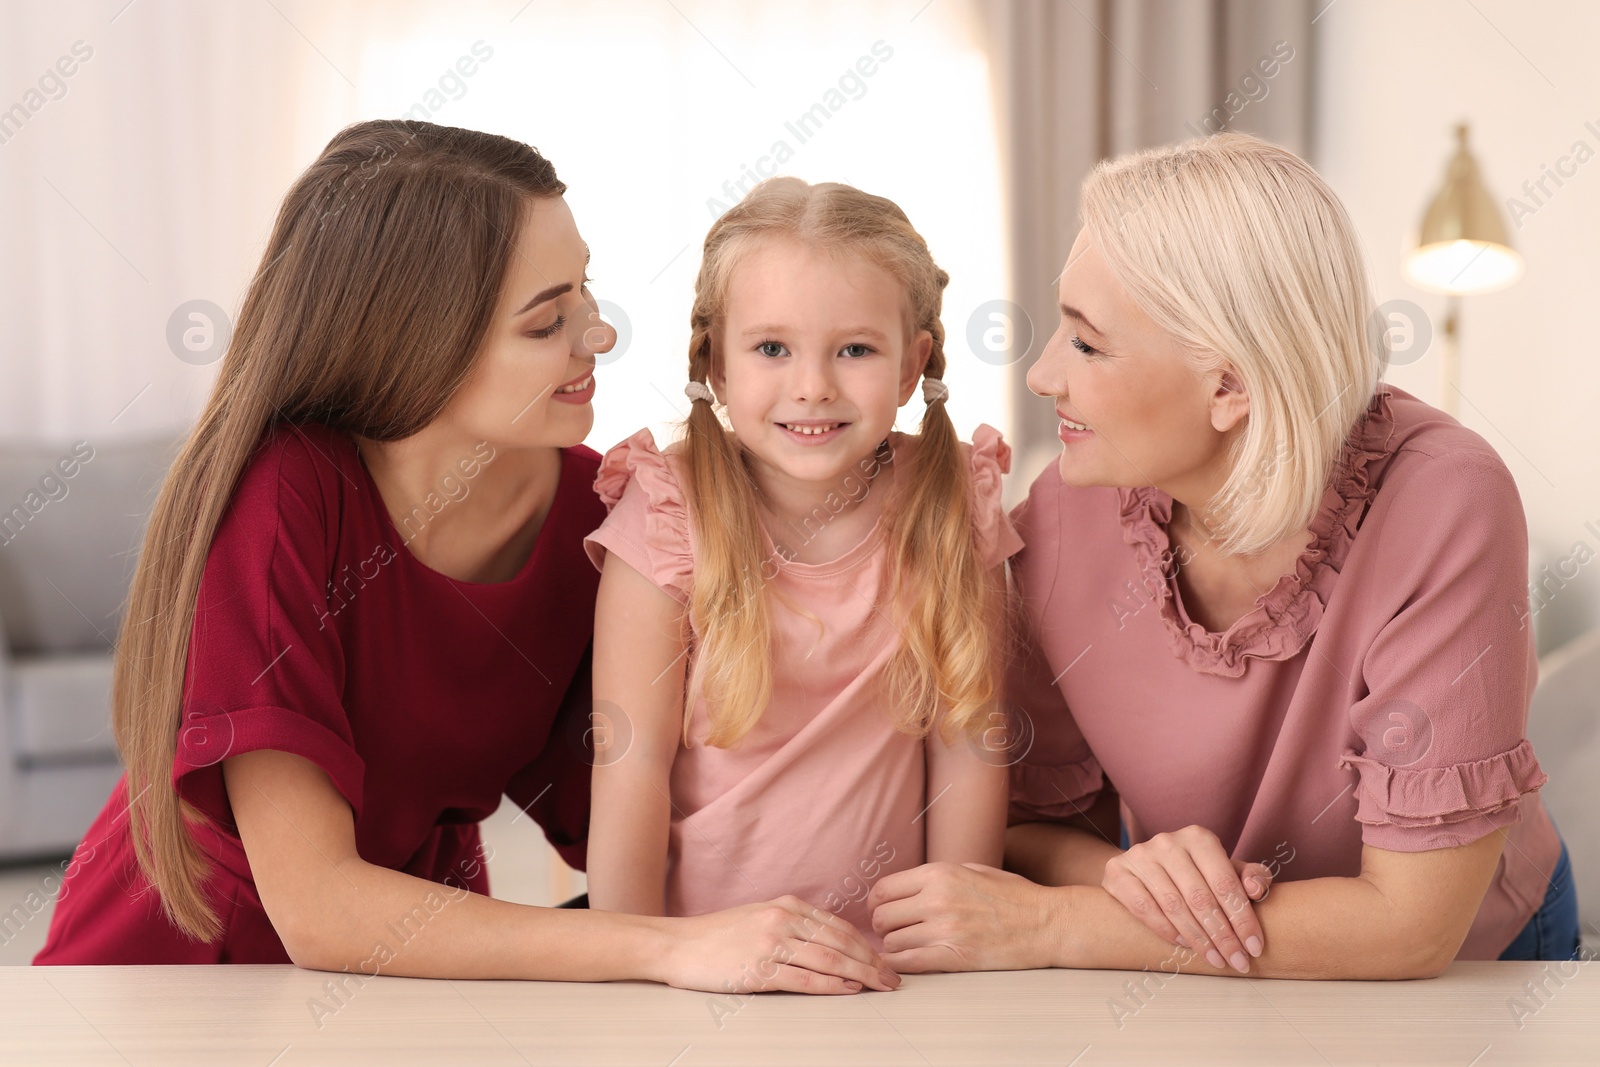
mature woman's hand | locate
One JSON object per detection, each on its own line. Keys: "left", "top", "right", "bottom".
{"left": 1101, "top": 825, "right": 1274, "bottom": 974}
{"left": 868, "top": 862, "right": 1061, "bottom": 973}
{"left": 657, "top": 896, "right": 901, "bottom": 995}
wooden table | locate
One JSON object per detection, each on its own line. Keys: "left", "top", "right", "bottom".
{"left": 3, "top": 963, "right": 1596, "bottom": 1065}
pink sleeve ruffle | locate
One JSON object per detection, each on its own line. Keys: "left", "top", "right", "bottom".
{"left": 585, "top": 428, "right": 695, "bottom": 603}
{"left": 1009, "top": 756, "right": 1105, "bottom": 823}
{"left": 967, "top": 423, "right": 1025, "bottom": 569}
{"left": 1339, "top": 738, "right": 1548, "bottom": 848}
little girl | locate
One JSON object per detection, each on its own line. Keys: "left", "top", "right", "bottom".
{"left": 584, "top": 177, "right": 1023, "bottom": 945}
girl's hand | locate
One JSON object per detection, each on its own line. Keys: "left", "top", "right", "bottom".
{"left": 1101, "top": 825, "right": 1273, "bottom": 974}
{"left": 658, "top": 896, "right": 900, "bottom": 995}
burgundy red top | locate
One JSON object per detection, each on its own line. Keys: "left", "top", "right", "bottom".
{"left": 36, "top": 423, "right": 601, "bottom": 964}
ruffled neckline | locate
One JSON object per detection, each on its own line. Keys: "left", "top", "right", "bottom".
{"left": 1116, "top": 387, "right": 1397, "bottom": 677}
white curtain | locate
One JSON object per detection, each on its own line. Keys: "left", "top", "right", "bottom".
{"left": 0, "top": 0, "right": 306, "bottom": 441}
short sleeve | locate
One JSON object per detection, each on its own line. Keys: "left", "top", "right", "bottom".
{"left": 1338, "top": 450, "right": 1547, "bottom": 851}
{"left": 967, "top": 423, "right": 1026, "bottom": 569}
{"left": 1004, "top": 473, "right": 1103, "bottom": 824}
{"left": 583, "top": 429, "right": 695, "bottom": 604}
{"left": 174, "top": 429, "right": 364, "bottom": 829}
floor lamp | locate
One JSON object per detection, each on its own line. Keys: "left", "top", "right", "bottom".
{"left": 1401, "top": 123, "right": 1524, "bottom": 418}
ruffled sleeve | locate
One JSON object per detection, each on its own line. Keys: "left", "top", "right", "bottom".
{"left": 583, "top": 428, "right": 695, "bottom": 604}
{"left": 1336, "top": 438, "right": 1547, "bottom": 851}
{"left": 1004, "top": 454, "right": 1103, "bottom": 824}
{"left": 1340, "top": 741, "right": 1545, "bottom": 840}
{"left": 1006, "top": 602, "right": 1105, "bottom": 823}
{"left": 966, "top": 423, "right": 1025, "bottom": 569}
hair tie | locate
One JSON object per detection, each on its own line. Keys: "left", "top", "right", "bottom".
{"left": 684, "top": 381, "right": 714, "bottom": 404}
{"left": 921, "top": 377, "right": 949, "bottom": 405}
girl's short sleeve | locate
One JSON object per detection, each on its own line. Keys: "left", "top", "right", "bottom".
{"left": 1339, "top": 449, "right": 1548, "bottom": 851}
{"left": 584, "top": 429, "right": 695, "bottom": 604}
{"left": 967, "top": 423, "right": 1026, "bottom": 570}
{"left": 174, "top": 430, "right": 363, "bottom": 828}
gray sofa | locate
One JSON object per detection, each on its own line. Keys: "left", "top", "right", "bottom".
{"left": 0, "top": 435, "right": 176, "bottom": 861}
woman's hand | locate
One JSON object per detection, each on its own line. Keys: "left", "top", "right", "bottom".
{"left": 869, "top": 862, "right": 1062, "bottom": 974}
{"left": 1100, "top": 825, "right": 1273, "bottom": 974}
{"left": 656, "top": 896, "right": 900, "bottom": 995}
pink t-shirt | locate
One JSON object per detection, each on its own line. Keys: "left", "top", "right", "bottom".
{"left": 584, "top": 424, "right": 1024, "bottom": 944}
{"left": 1008, "top": 385, "right": 1558, "bottom": 960}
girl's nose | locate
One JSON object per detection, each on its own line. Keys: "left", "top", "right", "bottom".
{"left": 793, "top": 352, "right": 838, "bottom": 402}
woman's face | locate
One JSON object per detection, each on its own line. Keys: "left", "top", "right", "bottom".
{"left": 1024, "top": 229, "right": 1246, "bottom": 503}
{"left": 437, "top": 196, "right": 615, "bottom": 450}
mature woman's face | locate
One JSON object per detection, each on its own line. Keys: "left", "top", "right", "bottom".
{"left": 1025, "top": 229, "right": 1241, "bottom": 500}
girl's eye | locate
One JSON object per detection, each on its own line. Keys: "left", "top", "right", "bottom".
{"left": 529, "top": 315, "right": 566, "bottom": 340}
{"left": 840, "top": 344, "right": 873, "bottom": 358}
{"left": 1070, "top": 335, "right": 1097, "bottom": 355}
{"left": 758, "top": 341, "right": 788, "bottom": 358}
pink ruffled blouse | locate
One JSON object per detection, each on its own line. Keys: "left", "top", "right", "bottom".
{"left": 1008, "top": 386, "right": 1558, "bottom": 960}
{"left": 585, "top": 425, "right": 1024, "bottom": 945}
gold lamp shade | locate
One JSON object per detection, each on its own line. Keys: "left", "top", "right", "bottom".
{"left": 1403, "top": 123, "right": 1524, "bottom": 295}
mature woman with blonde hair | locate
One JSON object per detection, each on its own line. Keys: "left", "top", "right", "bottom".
{"left": 869, "top": 132, "right": 1575, "bottom": 978}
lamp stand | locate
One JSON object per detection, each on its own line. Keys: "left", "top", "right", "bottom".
{"left": 1439, "top": 295, "right": 1461, "bottom": 419}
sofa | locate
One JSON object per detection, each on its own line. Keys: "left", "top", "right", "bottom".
{"left": 0, "top": 434, "right": 176, "bottom": 861}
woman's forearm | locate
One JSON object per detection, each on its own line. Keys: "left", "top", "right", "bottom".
{"left": 286, "top": 857, "right": 674, "bottom": 982}
{"left": 1044, "top": 876, "right": 1459, "bottom": 980}
{"left": 1005, "top": 821, "right": 1121, "bottom": 887}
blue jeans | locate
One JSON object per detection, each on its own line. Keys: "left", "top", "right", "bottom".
{"left": 1499, "top": 837, "right": 1582, "bottom": 961}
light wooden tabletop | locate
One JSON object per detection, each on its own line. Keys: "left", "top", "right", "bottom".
{"left": 2, "top": 962, "right": 1595, "bottom": 1065}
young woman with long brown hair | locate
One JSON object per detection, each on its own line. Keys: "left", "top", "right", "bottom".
{"left": 34, "top": 120, "right": 896, "bottom": 994}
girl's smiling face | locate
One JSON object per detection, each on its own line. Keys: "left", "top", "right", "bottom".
{"left": 711, "top": 237, "right": 930, "bottom": 502}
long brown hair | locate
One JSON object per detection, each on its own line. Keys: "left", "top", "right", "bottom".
{"left": 115, "top": 120, "right": 566, "bottom": 941}
{"left": 681, "top": 177, "right": 1004, "bottom": 748}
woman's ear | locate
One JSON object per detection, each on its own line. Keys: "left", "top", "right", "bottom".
{"left": 1209, "top": 366, "right": 1250, "bottom": 433}
{"left": 898, "top": 330, "right": 934, "bottom": 405}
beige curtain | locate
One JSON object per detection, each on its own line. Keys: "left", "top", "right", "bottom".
{"left": 975, "top": 0, "right": 1317, "bottom": 487}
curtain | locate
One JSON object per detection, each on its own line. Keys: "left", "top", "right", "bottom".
{"left": 0, "top": 0, "right": 314, "bottom": 441}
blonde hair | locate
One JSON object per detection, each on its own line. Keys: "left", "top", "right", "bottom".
{"left": 679, "top": 177, "right": 1003, "bottom": 748}
{"left": 1080, "top": 132, "right": 1382, "bottom": 556}
{"left": 115, "top": 120, "right": 567, "bottom": 942}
